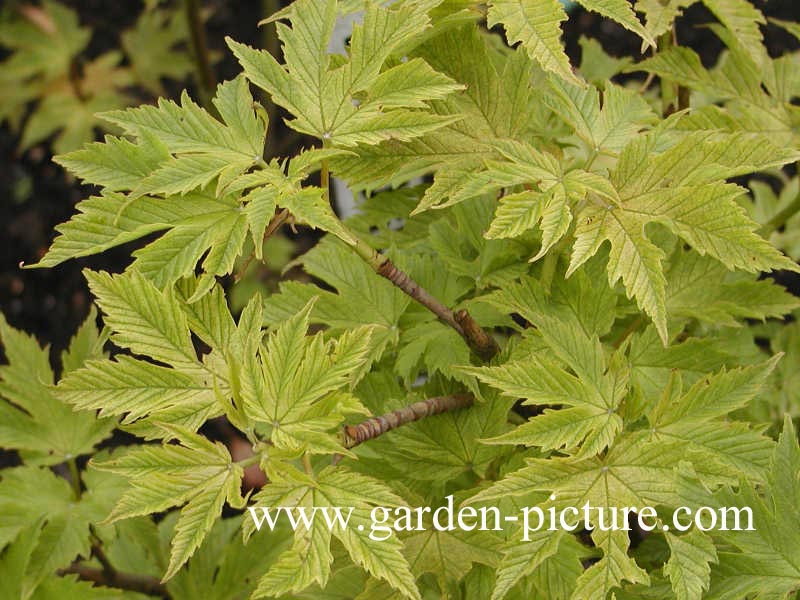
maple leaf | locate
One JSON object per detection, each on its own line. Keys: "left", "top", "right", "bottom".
{"left": 245, "top": 467, "right": 419, "bottom": 599}
{"left": 228, "top": 0, "right": 462, "bottom": 147}
{"left": 0, "top": 309, "right": 114, "bottom": 464}
{"left": 92, "top": 425, "right": 247, "bottom": 580}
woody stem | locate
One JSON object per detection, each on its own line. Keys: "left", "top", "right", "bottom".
{"left": 349, "top": 236, "right": 499, "bottom": 361}
{"left": 319, "top": 159, "right": 498, "bottom": 361}
{"left": 341, "top": 394, "right": 474, "bottom": 449}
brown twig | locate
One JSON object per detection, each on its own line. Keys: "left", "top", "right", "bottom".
{"left": 59, "top": 564, "right": 169, "bottom": 598}
{"left": 378, "top": 258, "right": 498, "bottom": 360}
{"left": 318, "top": 157, "right": 497, "bottom": 455}
{"left": 315, "top": 153, "right": 499, "bottom": 361}
{"left": 90, "top": 536, "right": 115, "bottom": 576}
{"left": 60, "top": 526, "right": 170, "bottom": 597}
{"left": 352, "top": 238, "right": 499, "bottom": 360}
{"left": 341, "top": 394, "right": 474, "bottom": 450}
{"left": 234, "top": 208, "right": 291, "bottom": 282}
{"left": 453, "top": 309, "right": 500, "bottom": 362}
{"left": 376, "top": 258, "right": 463, "bottom": 332}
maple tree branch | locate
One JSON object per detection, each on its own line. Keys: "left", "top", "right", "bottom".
{"left": 323, "top": 159, "right": 493, "bottom": 453}
{"left": 315, "top": 156, "right": 498, "bottom": 361}
{"left": 59, "top": 528, "right": 169, "bottom": 597}
{"left": 59, "top": 564, "right": 169, "bottom": 598}
{"left": 350, "top": 237, "right": 499, "bottom": 361}
{"left": 91, "top": 534, "right": 115, "bottom": 574}
{"left": 341, "top": 393, "right": 474, "bottom": 450}
{"left": 317, "top": 161, "right": 491, "bottom": 453}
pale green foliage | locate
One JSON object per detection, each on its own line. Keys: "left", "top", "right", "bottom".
{"left": 45, "top": 270, "right": 387, "bottom": 584}
{"left": 487, "top": 0, "right": 654, "bottom": 85}
{"left": 635, "top": 0, "right": 694, "bottom": 39}
{"left": 3, "top": 0, "right": 800, "bottom": 599}
{"left": 93, "top": 425, "right": 247, "bottom": 580}
{"left": 34, "top": 77, "right": 360, "bottom": 294}
{"left": 0, "top": 313, "right": 124, "bottom": 597}
{"left": 0, "top": 466, "right": 127, "bottom": 599}
{"left": 60, "top": 74, "right": 266, "bottom": 198}
{"left": 121, "top": 7, "right": 195, "bottom": 96}
{"left": 668, "top": 417, "right": 800, "bottom": 598}
{"left": 245, "top": 467, "right": 417, "bottom": 598}
{"left": 227, "top": 0, "right": 462, "bottom": 146}
{"left": 487, "top": 0, "right": 577, "bottom": 84}
{"left": 663, "top": 530, "right": 717, "bottom": 600}
{"left": 0, "top": 309, "right": 114, "bottom": 465}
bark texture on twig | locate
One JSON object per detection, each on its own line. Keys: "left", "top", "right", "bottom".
{"left": 59, "top": 564, "right": 169, "bottom": 598}
{"left": 376, "top": 258, "right": 462, "bottom": 332}
{"left": 342, "top": 393, "right": 474, "bottom": 449}
{"left": 454, "top": 309, "right": 500, "bottom": 361}
{"left": 319, "top": 160, "right": 500, "bottom": 362}
{"left": 374, "top": 256, "right": 499, "bottom": 360}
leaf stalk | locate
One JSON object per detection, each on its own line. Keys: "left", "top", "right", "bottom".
{"left": 67, "top": 457, "right": 81, "bottom": 500}
{"left": 760, "top": 188, "right": 800, "bottom": 237}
